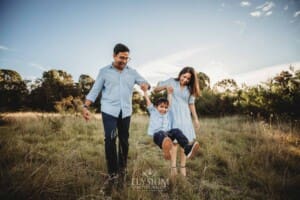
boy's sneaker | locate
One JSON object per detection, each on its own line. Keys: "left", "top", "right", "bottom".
{"left": 162, "top": 137, "right": 173, "bottom": 160}
{"left": 184, "top": 141, "right": 200, "bottom": 159}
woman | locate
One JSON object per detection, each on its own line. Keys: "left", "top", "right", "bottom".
{"left": 154, "top": 66, "right": 200, "bottom": 176}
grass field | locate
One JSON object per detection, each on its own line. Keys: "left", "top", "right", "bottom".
{"left": 0, "top": 113, "right": 299, "bottom": 200}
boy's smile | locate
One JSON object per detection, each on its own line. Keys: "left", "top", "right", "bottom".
{"left": 156, "top": 103, "right": 169, "bottom": 114}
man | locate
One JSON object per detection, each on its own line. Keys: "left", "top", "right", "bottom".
{"left": 82, "top": 43, "right": 149, "bottom": 187}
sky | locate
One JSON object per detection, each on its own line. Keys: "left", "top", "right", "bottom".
{"left": 1, "top": 0, "right": 300, "bottom": 86}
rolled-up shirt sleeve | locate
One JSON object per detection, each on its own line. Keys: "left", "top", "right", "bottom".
{"left": 134, "top": 69, "right": 149, "bottom": 86}
{"left": 86, "top": 69, "right": 104, "bottom": 103}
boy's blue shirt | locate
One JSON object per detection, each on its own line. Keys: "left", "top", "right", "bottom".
{"left": 147, "top": 104, "right": 171, "bottom": 136}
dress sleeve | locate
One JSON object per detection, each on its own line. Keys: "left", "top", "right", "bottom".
{"left": 188, "top": 95, "right": 195, "bottom": 104}
{"left": 157, "top": 78, "right": 173, "bottom": 87}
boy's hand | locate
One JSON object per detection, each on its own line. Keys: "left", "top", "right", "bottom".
{"left": 167, "top": 86, "right": 174, "bottom": 94}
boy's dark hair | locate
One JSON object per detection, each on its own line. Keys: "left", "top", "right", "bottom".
{"left": 154, "top": 97, "right": 169, "bottom": 107}
{"left": 113, "top": 43, "right": 130, "bottom": 55}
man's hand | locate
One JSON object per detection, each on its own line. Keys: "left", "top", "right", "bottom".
{"left": 140, "top": 83, "right": 149, "bottom": 92}
{"left": 82, "top": 107, "right": 91, "bottom": 121}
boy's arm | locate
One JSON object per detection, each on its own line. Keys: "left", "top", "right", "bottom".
{"left": 143, "top": 90, "right": 152, "bottom": 107}
{"left": 166, "top": 86, "right": 173, "bottom": 106}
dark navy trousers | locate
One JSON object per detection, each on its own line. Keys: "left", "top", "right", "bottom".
{"left": 153, "top": 128, "right": 189, "bottom": 149}
{"left": 102, "top": 111, "right": 130, "bottom": 176}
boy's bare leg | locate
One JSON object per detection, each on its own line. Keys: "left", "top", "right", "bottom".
{"left": 180, "top": 147, "right": 187, "bottom": 176}
{"left": 162, "top": 137, "right": 173, "bottom": 160}
{"left": 170, "top": 143, "right": 178, "bottom": 176}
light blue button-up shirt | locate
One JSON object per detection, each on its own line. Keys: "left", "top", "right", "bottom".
{"left": 86, "top": 64, "right": 149, "bottom": 118}
{"left": 147, "top": 104, "right": 171, "bottom": 136}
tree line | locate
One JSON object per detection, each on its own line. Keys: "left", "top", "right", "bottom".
{"left": 0, "top": 67, "right": 299, "bottom": 120}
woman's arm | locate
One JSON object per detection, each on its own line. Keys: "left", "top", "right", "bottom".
{"left": 153, "top": 85, "right": 167, "bottom": 93}
{"left": 189, "top": 104, "right": 200, "bottom": 129}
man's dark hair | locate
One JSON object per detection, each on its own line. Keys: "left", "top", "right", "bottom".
{"left": 114, "top": 43, "right": 130, "bottom": 55}
{"left": 154, "top": 98, "right": 169, "bottom": 107}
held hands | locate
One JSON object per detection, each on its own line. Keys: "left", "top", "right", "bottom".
{"left": 166, "top": 86, "right": 174, "bottom": 94}
{"left": 140, "top": 83, "right": 149, "bottom": 92}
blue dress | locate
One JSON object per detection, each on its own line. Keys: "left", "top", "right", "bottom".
{"left": 158, "top": 78, "right": 196, "bottom": 142}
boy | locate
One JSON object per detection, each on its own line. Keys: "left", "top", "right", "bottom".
{"left": 142, "top": 86, "right": 199, "bottom": 160}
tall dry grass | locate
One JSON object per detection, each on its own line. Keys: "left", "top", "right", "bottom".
{"left": 0, "top": 113, "right": 299, "bottom": 199}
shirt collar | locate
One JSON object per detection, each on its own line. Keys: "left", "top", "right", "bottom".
{"left": 110, "top": 63, "right": 129, "bottom": 70}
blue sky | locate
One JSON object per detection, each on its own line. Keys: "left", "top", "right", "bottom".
{"left": 1, "top": 0, "right": 300, "bottom": 86}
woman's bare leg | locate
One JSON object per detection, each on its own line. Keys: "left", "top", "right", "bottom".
{"left": 180, "top": 147, "right": 187, "bottom": 176}
{"left": 170, "top": 143, "right": 178, "bottom": 176}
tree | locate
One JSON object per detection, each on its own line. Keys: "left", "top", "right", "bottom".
{"left": 78, "top": 74, "right": 94, "bottom": 96}
{"left": 198, "top": 72, "right": 210, "bottom": 90}
{"left": 29, "top": 69, "right": 81, "bottom": 111}
{"left": 0, "top": 69, "right": 28, "bottom": 111}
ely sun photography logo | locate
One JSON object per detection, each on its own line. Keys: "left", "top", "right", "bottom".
{"left": 131, "top": 169, "right": 169, "bottom": 191}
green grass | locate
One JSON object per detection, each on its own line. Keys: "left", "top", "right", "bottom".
{"left": 0, "top": 113, "right": 299, "bottom": 199}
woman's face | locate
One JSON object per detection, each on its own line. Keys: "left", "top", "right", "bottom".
{"left": 179, "top": 72, "right": 192, "bottom": 86}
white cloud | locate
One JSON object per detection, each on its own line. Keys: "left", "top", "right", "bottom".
{"left": 240, "top": 1, "right": 251, "bottom": 7}
{"left": 138, "top": 46, "right": 217, "bottom": 85}
{"left": 265, "top": 11, "right": 272, "bottom": 16}
{"left": 232, "top": 62, "right": 300, "bottom": 86}
{"left": 251, "top": 1, "right": 274, "bottom": 18}
{"left": 294, "top": 11, "right": 300, "bottom": 18}
{"left": 284, "top": 5, "right": 288, "bottom": 11}
{"left": 250, "top": 11, "right": 261, "bottom": 17}
{"left": 29, "top": 62, "right": 49, "bottom": 71}
{"left": 256, "top": 1, "right": 275, "bottom": 11}
{"left": 261, "top": 2, "right": 275, "bottom": 12}
{"left": 0, "top": 45, "right": 9, "bottom": 51}
{"left": 204, "top": 61, "right": 231, "bottom": 85}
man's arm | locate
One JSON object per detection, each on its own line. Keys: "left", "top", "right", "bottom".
{"left": 85, "top": 69, "right": 105, "bottom": 103}
{"left": 82, "top": 69, "right": 104, "bottom": 121}
{"left": 134, "top": 69, "right": 150, "bottom": 90}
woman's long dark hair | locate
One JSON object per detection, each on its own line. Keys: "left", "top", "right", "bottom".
{"left": 175, "top": 66, "right": 200, "bottom": 97}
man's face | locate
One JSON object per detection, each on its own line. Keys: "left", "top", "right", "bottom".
{"left": 156, "top": 103, "right": 169, "bottom": 114}
{"left": 113, "top": 52, "right": 130, "bottom": 70}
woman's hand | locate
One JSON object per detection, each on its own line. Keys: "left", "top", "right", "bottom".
{"left": 194, "top": 119, "right": 200, "bottom": 129}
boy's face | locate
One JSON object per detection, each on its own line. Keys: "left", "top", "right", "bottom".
{"left": 156, "top": 103, "right": 169, "bottom": 114}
